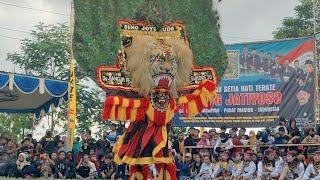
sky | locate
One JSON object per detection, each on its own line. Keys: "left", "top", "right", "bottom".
{"left": 0, "top": 0, "right": 299, "bottom": 72}
{"left": 0, "top": 0, "right": 300, "bottom": 136}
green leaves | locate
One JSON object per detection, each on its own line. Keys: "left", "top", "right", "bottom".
{"left": 273, "top": 0, "right": 320, "bottom": 39}
{"left": 73, "top": 0, "right": 227, "bottom": 79}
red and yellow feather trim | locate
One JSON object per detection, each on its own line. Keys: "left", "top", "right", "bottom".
{"left": 102, "top": 96, "right": 149, "bottom": 121}
{"left": 178, "top": 80, "right": 217, "bottom": 116}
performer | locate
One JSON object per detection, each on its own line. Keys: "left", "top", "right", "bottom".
{"left": 98, "top": 20, "right": 218, "bottom": 180}
{"left": 234, "top": 150, "right": 256, "bottom": 180}
{"left": 257, "top": 148, "right": 284, "bottom": 179}
{"left": 302, "top": 149, "right": 320, "bottom": 179}
{"left": 211, "top": 150, "right": 233, "bottom": 180}
{"left": 279, "top": 151, "right": 304, "bottom": 180}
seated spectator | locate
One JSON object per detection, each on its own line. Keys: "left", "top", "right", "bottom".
{"left": 175, "top": 153, "right": 189, "bottom": 178}
{"left": 65, "top": 151, "right": 77, "bottom": 179}
{"left": 195, "top": 155, "right": 212, "bottom": 180}
{"left": 279, "top": 150, "right": 304, "bottom": 180}
{"left": 14, "top": 152, "right": 30, "bottom": 178}
{"left": 53, "top": 151, "right": 67, "bottom": 179}
{"left": 98, "top": 153, "right": 117, "bottom": 179}
{"left": 189, "top": 153, "right": 202, "bottom": 178}
{"left": 39, "top": 152, "right": 55, "bottom": 178}
{"left": 90, "top": 153, "right": 100, "bottom": 170}
{"left": 76, "top": 154, "right": 96, "bottom": 179}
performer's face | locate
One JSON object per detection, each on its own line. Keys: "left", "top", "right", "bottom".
{"left": 314, "top": 153, "right": 320, "bottom": 162}
{"left": 243, "top": 153, "right": 251, "bottom": 161}
{"left": 286, "top": 154, "right": 294, "bottom": 162}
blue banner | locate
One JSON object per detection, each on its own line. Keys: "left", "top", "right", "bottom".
{"left": 174, "top": 37, "right": 315, "bottom": 128}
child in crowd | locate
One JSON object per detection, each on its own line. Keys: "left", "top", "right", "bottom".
{"left": 195, "top": 155, "right": 212, "bottom": 180}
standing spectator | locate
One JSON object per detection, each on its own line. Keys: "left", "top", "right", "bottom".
{"left": 98, "top": 153, "right": 117, "bottom": 179}
{"left": 173, "top": 132, "right": 185, "bottom": 157}
{"left": 40, "top": 131, "right": 57, "bottom": 155}
{"left": 208, "top": 129, "right": 218, "bottom": 146}
{"left": 302, "top": 122, "right": 312, "bottom": 139}
{"left": 214, "top": 132, "right": 233, "bottom": 153}
{"left": 72, "top": 137, "right": 81, "bottom": 154}
{"left": 76, "top": 154, "right": 96, "bottom": 179}
{"left": 96, "top": 133, "right": 111, "bottom": 160}
{"left": 248, "top": 130, "right": 257, "bottom": 151}
{"left": 17, "top": 138, "right": 33, "bottom": 156}
{"left": 275, "top": 117, "right": 288, "bottom": 135}
{"left": 195, "top": 155, "right": 212, "bottom": 180}
{"left": 287, "top": 118, "right": 301, "bottom": 137}
{"left": 238, "top": 127, "right": 249, "bottom": 145}
{"left": 184, "top": 128, "right": 198, "bottom": 154}
{"left": 57, "top": 140, "right": 67, "bottom": 153}
{"left": 196, "top": 132, "right": 210, "bottom": 156}
{"left": 106, "top": 124, "right": 120, "bottom": 147}
{"left": 189, "top": 153, "right": 202, "bottom": 178}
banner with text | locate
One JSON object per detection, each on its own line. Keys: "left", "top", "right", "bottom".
{"left": 174, "top": 37, "right": 315, "bottom": 128}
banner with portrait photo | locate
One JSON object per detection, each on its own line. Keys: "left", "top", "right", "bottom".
{"left": 174, "top": 37, "right": 316, "bottom": 128}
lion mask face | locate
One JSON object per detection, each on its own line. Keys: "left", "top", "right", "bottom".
{"left": 126, "top": 36, "right": 193, "bottom": 96}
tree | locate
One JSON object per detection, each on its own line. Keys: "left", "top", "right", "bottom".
{"left": 73, "top": 0, "right": 227, "bottom": 79}
{"left": 6, "top": 23, "right": 104, "bottom": 137}
{"left": 0, "top": 114, "right": 33, "bottom": 142}
{"left": 273, "top": 0, "right": 320, "bottom": 39}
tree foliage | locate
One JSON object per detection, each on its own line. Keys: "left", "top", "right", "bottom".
{"left": 73, "top": 0, "right": 227, "bottom": 79}
{"left": 6, "top": 23, "right": 103, "bottom": 137}
{"left": 0, "top": 114, "right": 33, "bottom": 142}
{"left": 273, "top": 0, "right": 320, "bottom": 39}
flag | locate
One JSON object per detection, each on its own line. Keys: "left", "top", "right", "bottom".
{"left": 67, "top": 3, "right": 76, "bottom": 151}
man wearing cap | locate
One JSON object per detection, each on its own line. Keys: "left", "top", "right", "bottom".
{"left": 257, "top": 148, "right": 284, "bottom": 179}
{"left": 279, "top": 151, "right": 304, "bottom": 180}
{"left": 303, "top": 149, "right": 320, "bottom": 179}
{"left": 211, "top": 150, "right": 233, "bottom": 179}
{"left": 235, "top": 150, "right": 256, "bottom": 180}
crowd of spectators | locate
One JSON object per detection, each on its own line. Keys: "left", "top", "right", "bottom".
{"left": 0, "top": 117, "right": 320, "bottom": 179}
